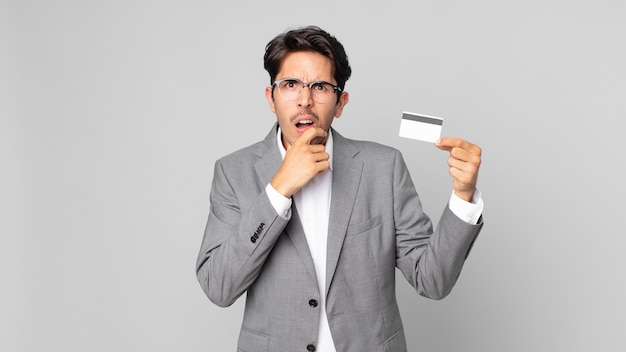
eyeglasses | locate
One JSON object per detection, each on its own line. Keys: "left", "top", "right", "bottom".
{"left": 272, "top": 78, "right": 342, "bottom": 104}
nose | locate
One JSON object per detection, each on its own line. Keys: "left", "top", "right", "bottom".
{"left": 297, "top": 85, "right": 313, "bottom": 107}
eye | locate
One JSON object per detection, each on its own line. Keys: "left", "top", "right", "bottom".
{"left": 280, "top": 80, "right": 299, "bottom": 90}
{"left": 311, "top": 82, "right": 331, "bottom": 92}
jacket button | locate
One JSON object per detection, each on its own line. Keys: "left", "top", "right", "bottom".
{"left": 308, "top": 299, "right": 318, "bottom": 308}
{"left": 306, "top": 344, "right": 316, "bottom": 352}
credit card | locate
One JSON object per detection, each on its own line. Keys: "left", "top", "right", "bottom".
{"left": 399, "top": 112, "right": 443, "bottom": 143}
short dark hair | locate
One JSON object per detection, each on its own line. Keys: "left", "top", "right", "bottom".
{"left": 264, "top": 26, "right": 352, "bottom": 93}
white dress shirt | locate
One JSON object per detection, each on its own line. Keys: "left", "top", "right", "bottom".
{"left": 265, "top": 128, "right": 483, "bottom": 351}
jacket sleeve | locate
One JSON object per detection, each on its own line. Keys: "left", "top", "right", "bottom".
{"left": 195, "top": 159, "right": 289, "bottom": 307}
{"left": 392, "top": 150, "right": 483, "bottom": 299}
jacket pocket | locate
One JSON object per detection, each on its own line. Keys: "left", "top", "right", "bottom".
{"left": 346, "top": 216, "right": 381, "bottom": 237}
{"left": 237, "top": 328, "right": 269, "bottom": 352}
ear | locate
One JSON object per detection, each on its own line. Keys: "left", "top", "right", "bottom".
{"left": 333, "top": 91, "right": 349, "bottom": 118}
{"left": 265, "top": 86, "right": 276, "bottom": 113}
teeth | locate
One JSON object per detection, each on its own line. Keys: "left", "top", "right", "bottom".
{"left": 299, "top": 120, "right": 313, "bottom": 125}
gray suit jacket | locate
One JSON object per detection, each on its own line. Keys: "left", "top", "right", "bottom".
{"left": 196, "top": 124, "right": 483, "bottom": 352}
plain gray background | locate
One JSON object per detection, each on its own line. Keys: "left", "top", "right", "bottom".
{"left": 2, "top": 0, "right": 625, "bottom": 351}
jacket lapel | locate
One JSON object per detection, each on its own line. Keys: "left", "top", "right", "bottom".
{"left": 325, "top": 129, "right": 363, "bottom": 296}
{"left": 253, "top": 124, "right": 283, "bottom": 188}
{"left": 284, "top": 206, "right": 318, "bottom": 281}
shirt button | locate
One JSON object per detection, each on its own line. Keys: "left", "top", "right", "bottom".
{"left": 306, "top": 344, "right": 316, "bottom": 352}
{"left": 308, "top": 299, "right": 318, "bottom": 308}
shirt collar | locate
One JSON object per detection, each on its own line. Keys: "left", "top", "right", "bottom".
{"left": 276, "top": 127, "right": 334, "bottom": 172}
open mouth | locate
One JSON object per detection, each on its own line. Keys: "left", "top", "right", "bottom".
{"left": 295, "top": 119, "right": 314, "bottom": 128}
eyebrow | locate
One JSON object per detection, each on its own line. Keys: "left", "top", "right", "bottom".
{"left": 278, "top": 77, "right": 336, "bottom": 84}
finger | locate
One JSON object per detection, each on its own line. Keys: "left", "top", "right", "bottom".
{"left": 450, "top": 148, "right": 482, "bottom": 170}
{"left": 310, "top": 135, "right": 327, "bottom": 145}
{"left": 449, "top": 167, "right": 477, "bottom": 190}
{"left": 448, "top": 156, "right": 479, "bottom": 174}
{"left": 435, "top": 137, "right": 465, "bottom": 149}
{"left": 303, "top": 151, "right": 329, "bottom": 166}
{"left": 304, "top": 144, "right": 327, "bottom": 155}
{"left": 449, "top": 147, "right": 472, "bottom": 163}
{"left": 436, "top": 137, "right": 481, "bottom": 155}
{"left": 317, "top": 160, "right": 330, "bottom": 173}
{"left": 297, "top": 127, "right": 328, "bottom": 145}
{"left": 316, "top": 151, "right": 330, "bottom": 162}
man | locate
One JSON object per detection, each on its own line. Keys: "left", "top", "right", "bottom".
{"left": 196, "top": 26, "right": 483, "bottom": 352}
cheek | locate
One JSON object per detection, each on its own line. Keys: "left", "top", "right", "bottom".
{"left": 273, "top": 99, "right": 293, "bottom": 115}
{"left": 326, "top": 106, "right": 340, "bottom": 121}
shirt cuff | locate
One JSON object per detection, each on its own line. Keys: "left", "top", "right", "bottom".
{"left": 448, "top": 189, "right": 483, "bottom": 225}
{"left": 265, "top": 183, "right": 292, "bottom": 220}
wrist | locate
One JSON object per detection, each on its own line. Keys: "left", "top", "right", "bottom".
{"left": 454, "top": 190, "right": 474, "bottom": 203}
{"left": 270, "top": 179, "right": 294, "bottom": 199}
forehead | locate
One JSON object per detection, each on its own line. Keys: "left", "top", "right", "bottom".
{"left": 277, "top": 51, "right": 335, "bottom": 82}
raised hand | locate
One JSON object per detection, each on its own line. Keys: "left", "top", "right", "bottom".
{"left": 270, "top": 127, "right": 330, "bottom": 198}
{"left": 435, "top": 137, "right": 482, "bottom": 202}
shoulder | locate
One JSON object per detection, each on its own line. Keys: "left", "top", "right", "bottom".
{"left": 334, "top": 129, "right": 402, "bottom": 161}
{"left": 216, "top": 140, "right": 265, "bottom": 167}
{"left": 215, "top": 126, "right": 277, "bottom": 169}
{"left": 354, "top": 139, "right": 398, "bottom": 156}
